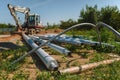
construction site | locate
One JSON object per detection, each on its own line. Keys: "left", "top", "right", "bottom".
{"left": 1, "top": 2, "right": 120, "bottom": 80}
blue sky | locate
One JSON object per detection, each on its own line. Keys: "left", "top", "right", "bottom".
{"left": 0, "top": 0, "right": 120, "bottom": 25}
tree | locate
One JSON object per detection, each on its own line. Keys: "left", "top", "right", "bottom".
{"left": 60, "top": 19, "right": 77, "bottom": 29}
{"left": 0, "top": 23, "right": 8, "bottom": 28}
{"left": 78, "top": 5, "right": 120, "bottom": 30}
{"left": 46, "top": 22, "right": 59, "bottom": 29}
{"left": 8, "top": 23, "right": 15, "bottom": 28}
{"left": 0, "top": 23, "right": 15, "bottom": 28}
{"left": 110, "top": 10, "right": 120, "bottom": 30}
{"left": 78, "top": 5, "right": 98, "bottom": 24}
{"left": 99, "top": 6, "right": 118, "bottom": 25}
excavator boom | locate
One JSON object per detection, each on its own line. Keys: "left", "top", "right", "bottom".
{"left": 8, "top": 4, "right": 30, "bottom": 31}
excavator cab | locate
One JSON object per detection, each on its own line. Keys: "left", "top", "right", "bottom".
{"left": 28, "top": 14, "right": 40, "bottom": 27}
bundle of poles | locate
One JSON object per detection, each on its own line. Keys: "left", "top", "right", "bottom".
{"left": 10, "top": 22, "right": 120, "bottom": 74}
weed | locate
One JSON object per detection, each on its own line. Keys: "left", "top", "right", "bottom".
{"left": 71, "top": 61, "right": 79, "bottom": 66}
{"left": 65, "top": 44, "right": 77, "bottom": 52}
{"left": 16, "top": 40, "right": 20, "bottom": 45}
{"left": 36, "top": 72, "right": 52, "bottom": 80}
{"left": 12, "top": 71, "right": 29, "bottom": 80}
{"left": 0, "top": 46, "right": 28, "bottom": 73}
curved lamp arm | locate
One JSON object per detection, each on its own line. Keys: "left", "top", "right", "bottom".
{"left": 96, "top": 22, "right": 120, "bottom": 44}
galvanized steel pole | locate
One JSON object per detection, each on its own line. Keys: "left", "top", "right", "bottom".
{"left": 13, "top": 34, "right": 58, "bottom": 70}
{"left": 11, "top": 23, "right": 97, "bottom": 65}
{"left": 59, "top": 58, "right": 120, "bottom": 74}
{"left": 30, "top": 35, "right": 71, "bottom": 55}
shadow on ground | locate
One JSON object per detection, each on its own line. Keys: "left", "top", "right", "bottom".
{"left": 30, "top": 52, "right": 48, "bottom": 71}
{"left": 0, "top": 42, "right": 21, "bottom": 51}
{"left": 23, "top": 40, "right": 48, "bottom": 71}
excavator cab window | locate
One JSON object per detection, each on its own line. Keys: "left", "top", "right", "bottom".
{"left": 28, "top": 15, "right": 40, "bottom": 27}
{"left": 36, "top": 15, "right": 40, "bottom": 26}
{"left": 28, "top": 15, "right": 35, "bottom": 26}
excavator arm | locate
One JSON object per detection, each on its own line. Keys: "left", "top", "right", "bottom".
{"left": 7, "top": 4, "right": 30, "bottom": 31}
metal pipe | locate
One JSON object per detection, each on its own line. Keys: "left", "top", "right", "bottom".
{"left": 40, "top": 35, "right": 86, "bottom": 46}
{"left": 40, "top": 34, "right": 114, "bottom": 47}
{"left": 22, "top": 34, "right": 58, "bottom": 70}
{"left": 96, "top": 22, "right": 120, "bottom": 44}
{"left": 59, "top": 58, "right": 120, "bottom": 74}
{"left": 11, "top": 23, "right": 97, "bottom": 65}
{"left": 47, "top": 42, "right": 71, "bottom": 55}
{"left": 30, "top": 35, "right": 71, "bottom": 55}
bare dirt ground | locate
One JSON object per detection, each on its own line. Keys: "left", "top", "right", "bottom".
{"left": 39, "top": 29, "right": 63, "bottom": 35}
{"left": 0, "top": 29, "right": 95, "bottom": 79}
{"left": 0, "top": 34, "right": 22, "bottom": 43}
{"left": 0, "top": 34, "right": 23, "bottom": 51}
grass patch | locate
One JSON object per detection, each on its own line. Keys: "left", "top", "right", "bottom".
{"left": 0, "top": 45, "right": 28, "bottom": 72}
{"left": 0, "top": 28, "right": 120, "bottom": 79}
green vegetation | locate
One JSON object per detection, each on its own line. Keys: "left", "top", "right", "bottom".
{"left": 46, "top": 5, "right": 120, "bottom": 31}
{"left": 36, "top": 60, "right": 120, "bottom": 80}
{"left": 12, "top": 71, "right": 29, "bottom": 80}
{"left": 0, "top": 34, "right": 120, "bottom": 79}
{"left": 1, "top": 5, "right": 120, "bottom": 80}
{"left": 39, "top": 5, "right": 120, "bottom": 80}
{"left": 0, "top": 45, "right": 28, "bottom": 80}
{"left": 0, "top": 23, "right": 15, "bottom": 28}
{"left": 60, "top": 19, "right": 77, "bottom": 29}
{"left": 0, "top": 23, "right": 16, "bottom": 34}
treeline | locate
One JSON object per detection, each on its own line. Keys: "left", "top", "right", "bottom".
{"left": 47, "top": 5, "right": 120, "bottom": 30}
{"left": 0, "top": 23, "right": 15, "bottom": 28}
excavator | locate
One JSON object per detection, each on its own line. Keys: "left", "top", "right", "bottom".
{"left": 8, "top": 4, "right": 43, "bottom": 34}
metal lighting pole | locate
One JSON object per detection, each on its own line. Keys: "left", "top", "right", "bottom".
{"left": 29, "top": 35, "right": 71, "bottom": 55}
{"left": 22, "top": 34, "right": 58, "bottom": 70}
{"left": 11, "top": 23, "right": 97, "bottom": 66}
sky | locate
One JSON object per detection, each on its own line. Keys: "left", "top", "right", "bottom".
{"left": 0, "top": 0, "right": 120, "bottom": 25}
